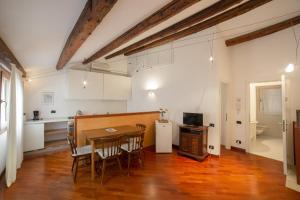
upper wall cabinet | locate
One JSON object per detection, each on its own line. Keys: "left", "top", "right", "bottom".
{"left": 66, "top": 70, "right": 103, "bottom": 100}
{"left": 103, "top": 74, "right": 131, "bottom": 100}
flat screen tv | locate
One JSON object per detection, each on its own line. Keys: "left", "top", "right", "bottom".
{"left": 183, "top": 112, "right": 203, "bottom": 126}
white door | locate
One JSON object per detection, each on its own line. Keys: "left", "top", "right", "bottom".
{"left": 281, "top": 75, "right": 287, "bottom": 175}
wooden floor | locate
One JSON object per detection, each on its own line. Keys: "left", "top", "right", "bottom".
{"left": 1, "top": 147, "right": 300, "bottom": 200}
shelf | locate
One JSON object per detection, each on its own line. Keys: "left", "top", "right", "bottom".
{"left": 45, "top": 139, "right": 68, "bottom": 148}
{"left": 45, "top": 128, "right": 67, "bottom": 136}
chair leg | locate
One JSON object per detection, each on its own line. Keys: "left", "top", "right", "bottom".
{"left": 101, "top": 160, "right": 106, "bottom": 185}
{"left": 117, "top": 157, "right": 122, "bottom": 171}
{"left": 142, "top": 150, "right": 145, "bottom": 166}
{"left": 71, "top": 158, "right": 75, "bottom": 172}
{"left": 127, "top": 153, "right": 131, "bottom": 176}
{"left": 138, "top": 152, "right": 143, "bottom": 168}
{"left": 73, "top": 157, "right": 79, "bottom": 183}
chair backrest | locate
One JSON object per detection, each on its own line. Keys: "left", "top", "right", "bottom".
{"left": 136, "top": 124, "right": 146, "bottom": 148}
{"left": 136, "top": 124, "right": 146, "bottom": 132}
{"left": 67, "top": 135, "right": 77, "bottom": 155}
{"left": 125, "top": 133, "right": 144, "bottom": 152}
{"left": 94, "top": 135, "right": 122, "bottom": 159}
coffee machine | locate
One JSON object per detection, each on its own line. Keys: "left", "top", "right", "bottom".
{"left": 33, "top": 110, "right": 40, "bottom": 120}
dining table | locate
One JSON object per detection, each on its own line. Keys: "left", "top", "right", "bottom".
{"left": 82, "top": 125, "right": 141, "bottom": 180}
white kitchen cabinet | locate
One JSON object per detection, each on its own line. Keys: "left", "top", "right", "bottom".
{"left": 155, "top": 120, "right": 172, "bottom": 153}
{"left": 66, "top": 70, "right": 103, "bottom": 100}
{"left": 24, "top": 123, "right": 44, "bottom": 152}
{"left": 103, "top": 74, "right": 131, "bottom": 100}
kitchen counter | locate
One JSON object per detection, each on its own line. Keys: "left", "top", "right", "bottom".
{"left": 25, "top": 117, "right": 70, "bottom": 124}
{"left": 24, "top": 117, "right": 70, "bottom": 152}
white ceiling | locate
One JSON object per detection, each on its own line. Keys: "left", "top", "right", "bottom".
{"left": 0, "top": 0, "right": 299, "bottom": 72}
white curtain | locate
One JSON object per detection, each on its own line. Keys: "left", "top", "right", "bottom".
{"left": 6, "top": 64, "right": 24, "bottom": 187}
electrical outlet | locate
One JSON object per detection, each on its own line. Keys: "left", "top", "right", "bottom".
{"left": 235, "top": 140, "right": 242, "bottom": 144}
{"left": 209, "top": 145, "right": 214, "bottom": 150}
{"left": 209, "top": 123, "right": 215, "bottom": 127}
{"left": 236, "top": 121, "right": 242, "bottom": 124}
{"left": 51, "top": 110, "right": 56, "bottom": 114}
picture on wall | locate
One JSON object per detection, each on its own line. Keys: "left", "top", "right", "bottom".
{"left": 41, "top": 92, "right": 54, "bottom": 106}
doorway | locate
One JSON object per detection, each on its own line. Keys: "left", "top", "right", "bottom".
{"left": 247, "top": 76, "right": 288, "bottom": 175}
{"left": 249, "top": 83, "right": 283, "bottom": 161}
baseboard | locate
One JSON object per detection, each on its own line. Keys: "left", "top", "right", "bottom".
{"left": 143, "top": 145, "right": 155, "bottom": 151}
{"left": 144, "top": 145, "right": 179, "bottom": 151}
{"left": 230, "top": 146, "right": 246, "bottom": 153}
{"left": 209, "top": 154, "right": 220, "bottom": 158}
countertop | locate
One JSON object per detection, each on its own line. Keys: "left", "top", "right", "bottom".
{"left": 24, "top": 117, "right": 70, "bottom": 124}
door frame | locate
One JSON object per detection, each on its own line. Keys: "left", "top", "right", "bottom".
{"left": 245, "top": 79, "right": 287, "bottom": 174}
{"left": 220, "top": 82, "right": 230, "bottom": 150}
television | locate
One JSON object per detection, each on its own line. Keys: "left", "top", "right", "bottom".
{"left": 183, "top": 112, "right": 203, "bottom": 126}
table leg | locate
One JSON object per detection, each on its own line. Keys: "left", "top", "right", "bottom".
{"left": 91, "top": 140, "right": 95, "bottom": 180}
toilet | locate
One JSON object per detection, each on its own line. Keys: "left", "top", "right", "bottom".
{"left": 256, "top": 124, "right": 268, "bottom": 136}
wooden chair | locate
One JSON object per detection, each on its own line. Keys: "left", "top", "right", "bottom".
{"left": 136, "top": 123, "right": 146, "bottom": 132}
{"left": 121, "top": 132, "right": 145, "bottom": 175}
{"left": 67, "top": 135, "right": 92, "bottom": 183}
{"left": 94, "top": 135, "right": 123, "bottom": 184}
{"left": 136, "top": 123, "right": 146, "bottom": 163}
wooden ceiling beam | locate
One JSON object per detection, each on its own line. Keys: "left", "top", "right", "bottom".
{"left": 0, "top": 37, "right": 26, "bottom": 76}
{"left": 124, "top": 0, "right": 273, "bottom": 56}
{"left": 56, "top": 0, "right": 118, "bottom": 70}
{"left": 105, "top": 0, "right": 243, "bottom": 60}
{"left": 225, "top": 15, "right": 300, "bottom": 46}
{"left": 83, "top": 0, "right": 201, "bottom": 64}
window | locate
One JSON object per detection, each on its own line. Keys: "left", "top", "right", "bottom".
{"left": 0, "top": 70, "right": 10, "bottom": 131}
{"left": 260, "top": 87, "right": 282, "bottom": 115}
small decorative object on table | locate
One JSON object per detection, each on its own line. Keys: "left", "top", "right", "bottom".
{"left": 105, "top": 128, "right": 117, "bottom": 133}
{"left": 159, "top": 108, "right": 168, "bottom": 123}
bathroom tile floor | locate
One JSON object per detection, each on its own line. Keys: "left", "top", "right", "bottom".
{"left": 250, "top": 134, "right": 283, "bottom": 161}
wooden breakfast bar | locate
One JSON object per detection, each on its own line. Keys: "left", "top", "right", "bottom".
{"left": 74, "top": 111, "right": 160, "bottom": 148}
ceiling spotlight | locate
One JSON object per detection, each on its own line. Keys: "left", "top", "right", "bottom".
{"left": 285, "top": 63, "right": 294, "bottom": 73}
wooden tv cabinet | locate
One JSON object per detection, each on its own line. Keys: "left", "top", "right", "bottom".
{"left": 178, "top": 125, "right": 208, "bottom": 161}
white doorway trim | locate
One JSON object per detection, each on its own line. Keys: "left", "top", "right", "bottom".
{"left": 220, "top": 82, "right": 230, "bottom": 150}
{"left": 245, "top": 79, "right": 287, "bottom": 175}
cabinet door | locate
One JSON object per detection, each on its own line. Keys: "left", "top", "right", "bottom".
{"left": 156, "top": 123, "right": 172, "bottom": 153}
{"left": 66, "top": 70, "right": 103, "bottom": 99}
{"left": 24, "top": 123, "right": 44, "bottom": 152}
{"left": 191, "top": 135, "right": 200, "bottom": 155}
{"left": 202, "top": 131, "right": 208, "bottom": 155}
{"left": 103, "top": 74, "right": 131, "bottom": 100}
{"left": 180, "top": 133, "right": 191, "bottom": 152}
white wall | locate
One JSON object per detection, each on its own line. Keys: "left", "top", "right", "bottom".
{"left": 127, "top": 28, "right": 228, "bottom": 155}
{"left": 0, "top": 131, "right": 7, "bottom": 175}
{"left": 230, "top": 24, "right": 300, "bottom": 164}
{"left": 24, "top": 71, "right": 127, "bottom": 119}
